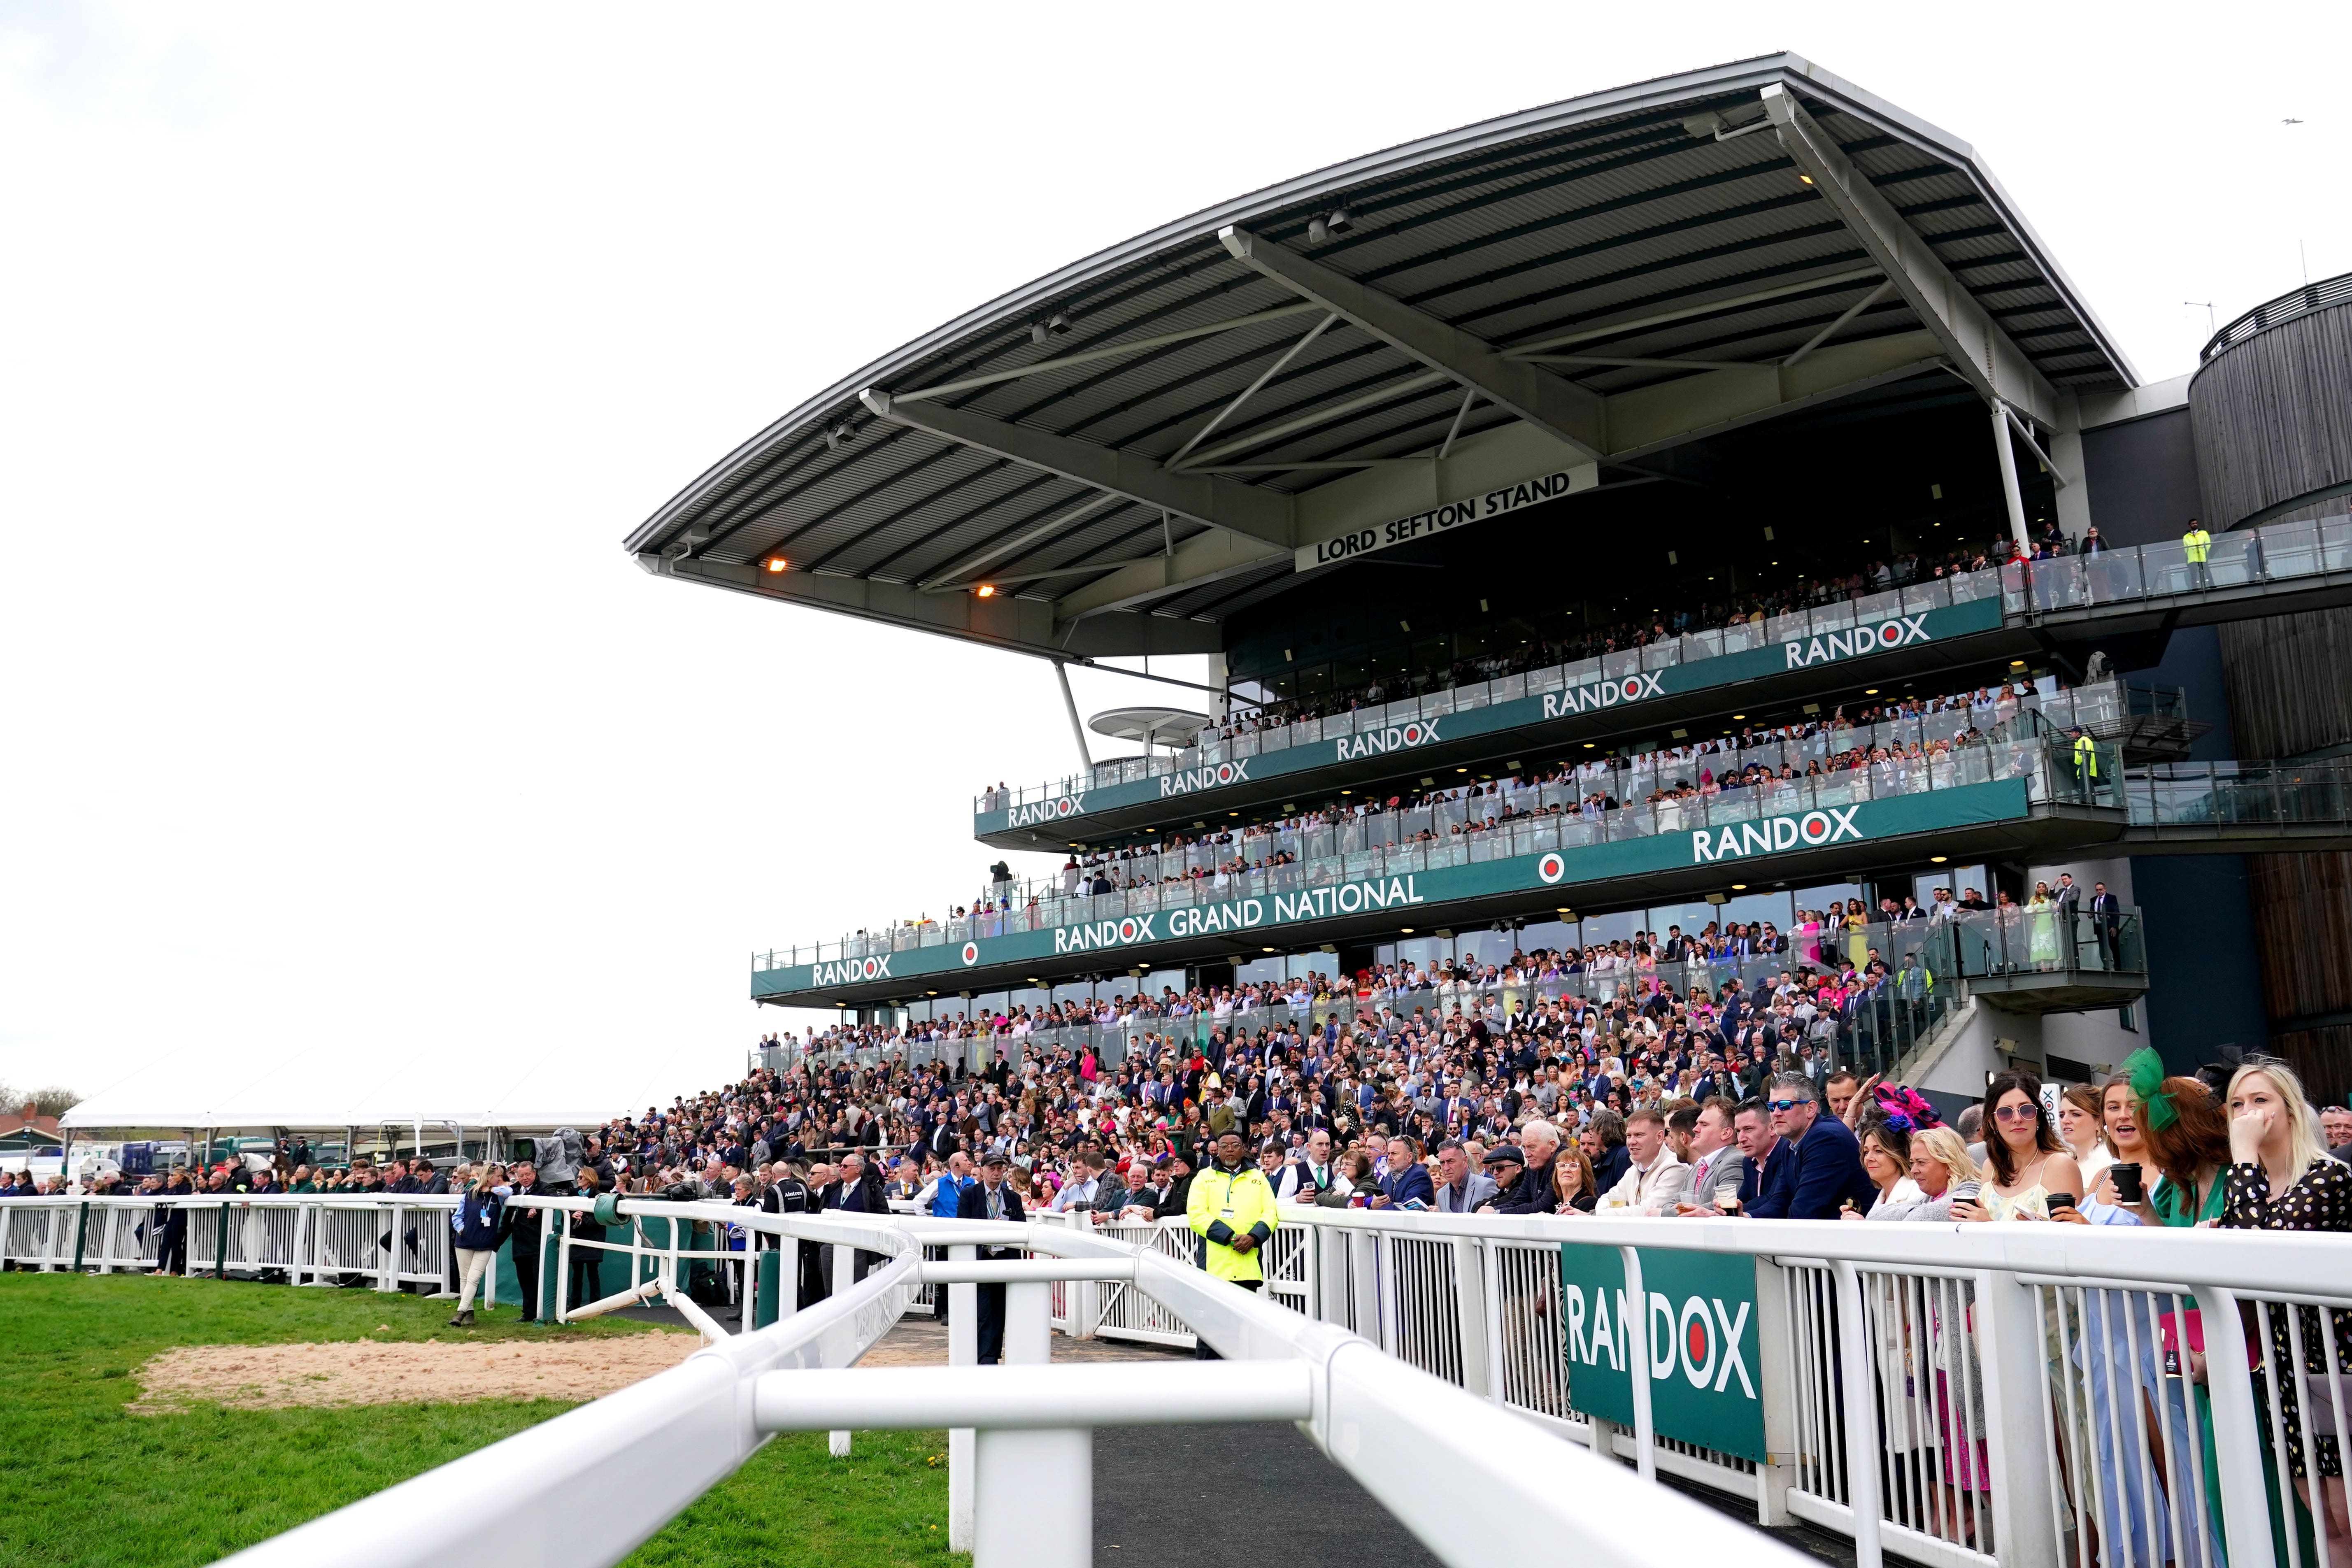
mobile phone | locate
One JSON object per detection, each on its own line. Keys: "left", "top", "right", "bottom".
{"left": 1949, "top": 1179, "right": 1981, "bottom": 1206}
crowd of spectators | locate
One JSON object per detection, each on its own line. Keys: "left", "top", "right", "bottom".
{"left": 945, "top": 675, "right": 2066, "bottom": 931}
{"left": 1207, "top": 527, "right": 2073, "bottom": 740}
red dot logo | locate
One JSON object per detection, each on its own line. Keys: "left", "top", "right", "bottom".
{"left": 1118, "top": 919, "right": 1138, "bottom": 942}
{"left": 1622, "top": 677, "right": 1644, "bottom": 700}
{"left": 1801, "top": 812, "right": 1832, "bottom": 843}
{"left": 1537, "top": 851, "right": 1566, "bottom": 884}
{"left": 1687, "top": 1318, "right": 1709, "bottom": 1363}
{"left": 961, "top": 942, "right": 979, "bottom": 965}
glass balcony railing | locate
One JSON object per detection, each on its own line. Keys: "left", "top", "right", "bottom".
{"left": 755, "top": 905, "right": 2145, "bottom": 1085}
{"left": 757, "top": 734, "right": 2120, "bottom": 975}
{"left": 2122, "top": 757, "right": 2352, "bottom": 829}
{"left": 975, "top": 507, "right": 2352, "bottom": 817}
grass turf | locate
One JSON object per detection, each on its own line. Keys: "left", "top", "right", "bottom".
{"left": 0, "top": 1271, "right": 961, "bottom": 1568}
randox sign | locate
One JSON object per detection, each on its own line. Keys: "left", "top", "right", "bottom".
{"left": 1557, "top": 1242, "right": 1766, "bottom": 1462}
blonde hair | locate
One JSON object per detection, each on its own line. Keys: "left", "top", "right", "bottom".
{"left": 2227, "top": 1061, "right": 2324, "bottom": 1179}
{"left": 1912, "top": 1128, "right": 1979, "bottom": 1191}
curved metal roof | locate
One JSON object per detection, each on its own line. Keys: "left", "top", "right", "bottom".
{"left": 628, "top": 54, "right": 2133, "bottom": 661}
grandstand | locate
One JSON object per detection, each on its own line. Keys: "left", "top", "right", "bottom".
{"left": 633, "top": 54, "right": 2352, "bottom": 1105}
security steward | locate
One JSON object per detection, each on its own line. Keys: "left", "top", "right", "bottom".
{"left": 2070, "top": 725, "right": 2100, "bottom": 800}
{"left": 1184, "top": 1129, "right": 1279, "bottom": 1361}
{"left": 2182, "top": 518, "right": 2212, "bottom": 588}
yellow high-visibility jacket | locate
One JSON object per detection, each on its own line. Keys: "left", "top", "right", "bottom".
{"left": 2074, "top": 733, "right": 2101, "bottom": 777}
{"left": 1187, "top": 1159, "right": 1280, "bottom": 1283}
{"left": 2183, "top": 526, "right": 2212, "bottom": 563}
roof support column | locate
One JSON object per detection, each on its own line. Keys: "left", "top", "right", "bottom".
{"left": 1991, "top": 400, "right": 2031, "bottom": 556}
{"left": 2051, "top": 394, "right": 2093, "bottom": 544}
{"left": 1054, "top": 661, "right": 1094, "bottom": 772}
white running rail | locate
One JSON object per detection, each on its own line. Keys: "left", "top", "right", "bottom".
{"left": 9, "top": 1194, "right": 2350, "bottom": 1568}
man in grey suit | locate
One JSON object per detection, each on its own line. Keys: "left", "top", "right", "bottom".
{"left": 1674, "top": 1096, "right": 1747, "bottom": 1214}
{"left": 1432, "top": 1140, "right": 1499, "bottom": 1213}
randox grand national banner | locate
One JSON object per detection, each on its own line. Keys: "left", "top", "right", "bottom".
{"left": 1557, "top": 1241, "right": 1767, "bottom": 1462}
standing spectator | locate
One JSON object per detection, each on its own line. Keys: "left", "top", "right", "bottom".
{"left": 2219, "top": 1060, "right": 2352, "bottom": 1554}
{"left": 1369, "top": 1134, "right": 1433, "bottom": 1209}
{"left": 1675, "top": 1097, "right": 1746, "bottom": 1214}
{"left": 1952, "top": 1070, "right": 2082, "bottom": 1222}
{"left": 1431, "top": 1140, "right": 1496, "bottom": 1213}
{"left": 448, "top": 1169, "right": 505, "bottom": 1328}
{"left": 955, "top": 1151, "right": 1026, "bottom": 1365}
{"left": 1599, "top": 1108, "right": 1690, "bottom": 1212}
{"left": 1744, "top": 1075, "right": 1874, "bottom": 1219}
{"left": 568, "top": 1168, "right": 607, "bottom": 1310}
{"left": 1276, "top": 1129, "right": 1338, "bottom": 1203}
{"left": 496, "top": 1160, "right": 551, "bottom": 1322}
{"left": 154, "top": 1168, "right": 192, "bottom": 1275}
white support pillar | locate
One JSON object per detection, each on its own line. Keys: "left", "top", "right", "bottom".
{"left": 975, "top": 1282, "right": 1087, "bottom": 1568}
{"left": 1620, "top": 1246, "right": 1656, "bottom": 1484}
{"left": 1452, "top": 1237, "right": 1491, "bottom": 1400}
{"left": 2051, "top": 392, "right": 2091, "bottom": 543}
{"left": 1052, "top": 662, "right": 1093, "bottom": 773}
{"left": 948, "top": 1244, "right": 976, "bottom": 1552}
{"left": 1750, "top": 1258, "right": 1798, "bottom": 1527}
{"left": 1829, "top": 1261, "right": 1883, "bottom": 1568}
{"left": 1991, "top": 400, "right": 2031, "bottom": 555}
{"left": 1971, "top": 1268, "right": 2059, "bottom": 1565}
{"left": 829, "top": 1238, "right": 858, "bottom": 1457}
{"left": 2194, "top": 1284, "right": 2279, "bottom": 1568}
{"left": 779, "top": 1236, "right": 800, "bottom": 1322}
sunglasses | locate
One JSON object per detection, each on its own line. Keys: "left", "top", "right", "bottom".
{"left": 1767, "top": 1099, "right": 1810, "bottom": 1112}
{"left": 1993, "top": 1104, "right": 2043, "bottom": 1121}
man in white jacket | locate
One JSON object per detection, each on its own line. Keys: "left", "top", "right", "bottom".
{"left": 1599, "top": 1107, "right": 1691, "bottom": 1213}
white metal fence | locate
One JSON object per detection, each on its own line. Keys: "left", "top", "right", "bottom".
{"left": 9, "top": 1195, "right": 2350, "bottom": 1568}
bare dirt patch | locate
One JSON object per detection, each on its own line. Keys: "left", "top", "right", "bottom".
{"left": 130, "top": 1333, "right": 702, "bottom": 1412}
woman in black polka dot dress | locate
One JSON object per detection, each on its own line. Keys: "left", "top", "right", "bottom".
{"left": 2218, "top": 1061, "right": 2352, "bottom": 1556}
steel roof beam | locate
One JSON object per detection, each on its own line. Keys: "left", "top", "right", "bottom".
{"left": 1049, "top": 528, "right": 1291, "bottom": 626}
{"left": 890, "top": 302, "right": 1324, "bottom": 405}
{"left": 860, "top": 388, "right": 1296, "bottom": 549}
{"left": 1217, "top": 226, "right": 1607, "bottom": 462}
{"left": 1762, "top": 84, "right": 2057, "bottom": 428}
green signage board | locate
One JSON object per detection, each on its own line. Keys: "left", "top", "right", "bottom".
{"left": 973, "top": 593, "right": 2005, "bottom": 834}
{"left": 1558, "top": 1241, "right": 1766, "bottom": 1462}
{"left": 758, "top": 775, "right": 2032, "bottom": 999}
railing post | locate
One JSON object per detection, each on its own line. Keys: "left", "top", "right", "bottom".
{"left": 1829, "top": 1261, "right": 1882, "bottom": 1568}
{"left": 779, "top": 1235, "right": 801, "bottom": 1322}
{"left": 975, "top": 1280, "right": 1087, "bottom": 1568}
{"left": 1973, "top": 1267, "right": 2060, "bottom": 1566}
{"left": 2193, "top": 1284, "right": 2279, "bottom": 1568}
{"left": 1619, "top": 1245, "right": 1657, "bottom": 1484}
{"left": 948, "top": 1243, "right": 976, "bottom": 1552}
{"left": 378, "top": 1201, "right": 400, "bottom": 1292}
{"left": 1452, "top": 1236, "right": 1491, "bottom": 1399}
{"left": 1751, "top": 1257, "right": 1797, "bottom": 1526}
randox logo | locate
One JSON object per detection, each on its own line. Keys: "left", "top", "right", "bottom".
{"left": 1159, "top": 758, "right": 1250, "bottom": 798}
{"left": 1563, "top": 1282, "right": 1756, "bottom": 1399}
{"left": 1783, "top": 614, "right": 1931, "bottom": 669}
{"left": 810, "top": 954, "right": 893, "bottom": 987}
{"left": 1007, "top": 791, "right": 1086, "bottom": 826}
{"left": 1333, "top": 717, "right": 1442, "bottom": 761}
{"left": 1690, "top": 805, "right": 1862, "bottom": 863}
{"left": 1054, "top": 913, "right": 1161, "bottom": 954}
{"left": 1540, "top": 670, "right": 1663, "bottom": 719}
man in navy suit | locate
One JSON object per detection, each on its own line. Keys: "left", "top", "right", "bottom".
{"left": 1369, "top": 1133, "right": 1435, "bottom": 1210}
{"left": 954, "top": 1149, "right": 1026, "bottom": 1363}
{"left": 1743, "top": 1075, "right": 1874, "bottom": 1219}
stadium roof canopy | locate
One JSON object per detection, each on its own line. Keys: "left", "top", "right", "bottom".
{"left": 627, "top": 54, "right": 2135, "bottom": 665}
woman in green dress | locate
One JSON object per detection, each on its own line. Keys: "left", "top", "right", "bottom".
{"left": 2026, "top": 882, "right": 2060, "bottom": 969}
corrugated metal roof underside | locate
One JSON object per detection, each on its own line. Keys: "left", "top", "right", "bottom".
{"left": 638, "top": 56, "right": 2130, "bottom": 629}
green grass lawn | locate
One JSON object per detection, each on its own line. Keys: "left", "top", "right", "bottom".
{"left": 0, "top": 1271, "right": 961, "bottom": 1568}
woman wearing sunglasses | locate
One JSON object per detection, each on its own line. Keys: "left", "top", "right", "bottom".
{"left": 1952, "top": 1069, "right": 2083, "bottom": 1222}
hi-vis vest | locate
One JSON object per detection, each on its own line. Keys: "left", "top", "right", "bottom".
{"left": 2183, "top": 526, "right": 2212, "bottom": 563}
{"left": 2074, "top": 734, "right": 2101, "bottom": 777}
{"left": 1186, "top": 1161, "right": 1279, "bottom": 1283}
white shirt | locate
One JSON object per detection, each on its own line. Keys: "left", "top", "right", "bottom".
{"left": 1601, "top": 1150, "right": 1691, "bottom": 1214}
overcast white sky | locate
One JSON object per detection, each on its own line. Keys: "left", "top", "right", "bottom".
{"left": 2, "top": 2, "right": 2344, "bottom": 1124}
